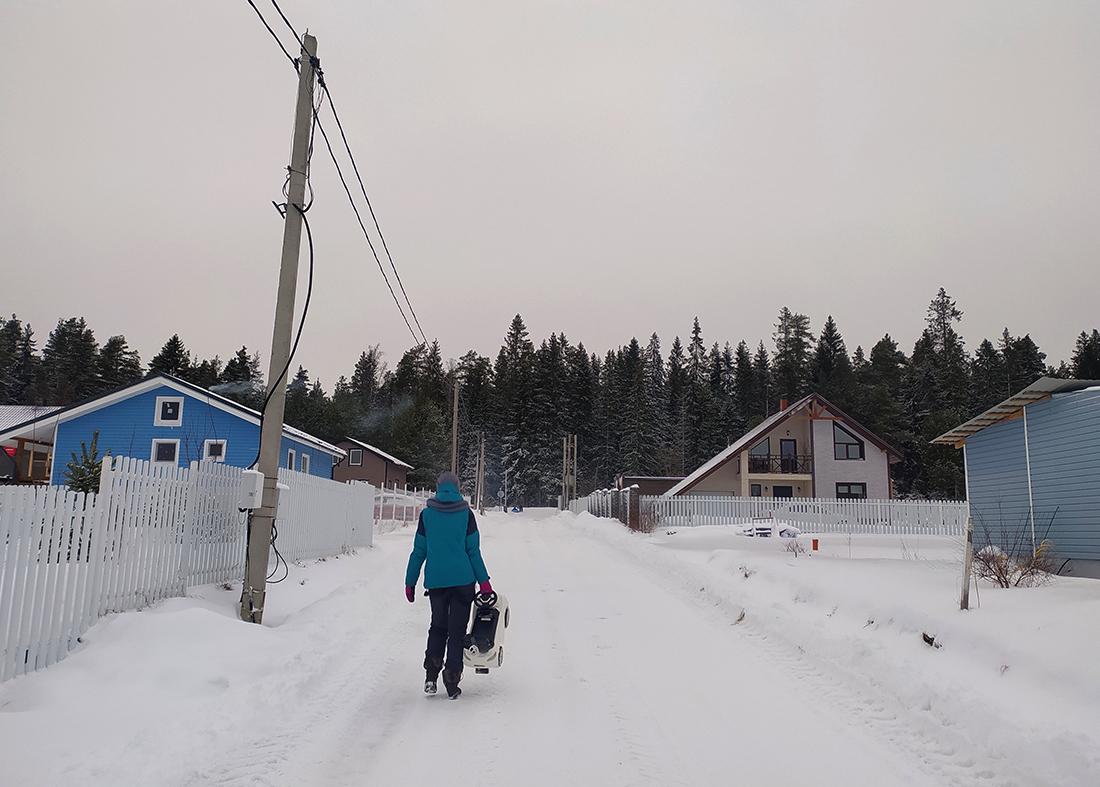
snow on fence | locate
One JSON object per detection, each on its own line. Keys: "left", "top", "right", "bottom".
{"left": 570, "top": 487, "right": 645, "bottom": 531}
{"left": 640, "top": 495, "right": 968, "bottom": 536}
{"left": 0, "top": 457, "right": 375, "bottom": 682}
{"left": 374, "top": 484, "right": 431, "bottom": 533}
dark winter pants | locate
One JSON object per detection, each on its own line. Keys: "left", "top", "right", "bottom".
{"left": 424, "top": 584, "right": 476, "bottom": 679}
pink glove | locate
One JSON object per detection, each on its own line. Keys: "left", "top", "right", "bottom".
{"left": 405, "top": 586, "right": 415, "bottom": 603}
{"left": 479, "top": 581, "right": 494, "bottom": 595}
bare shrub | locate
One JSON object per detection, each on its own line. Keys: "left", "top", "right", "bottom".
{"left": 973, "top": 539, "right": 1056, "bottom": 588}
{"left": 784, "top": 539, "right": 807, "bottom": 557}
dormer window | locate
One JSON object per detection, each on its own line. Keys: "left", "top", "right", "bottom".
{"left": 154, "top": 396, "right": 184, "bottom": 426}
{"left": 833, "top": 423, "right": 865, "bottom": 460}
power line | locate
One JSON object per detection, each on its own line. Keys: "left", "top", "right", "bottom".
{"left": 244, "top": 0, "right": 297, "bottom": 67}
{"left": 241, "top": 0, "right": 427, "bottom": 348}
{"left": 267, "top": 0, "right": 428, "bottom": 345}
{"left": 312, "top": 98, "right": 425, "bottom": 346}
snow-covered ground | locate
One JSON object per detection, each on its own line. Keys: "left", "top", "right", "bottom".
{"left": 1, "top": 511, "right": 1098, "bottom": 786}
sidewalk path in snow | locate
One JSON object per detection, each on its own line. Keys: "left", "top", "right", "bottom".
{"left": 261, "top": 513, "right": 946, "bottom": 786}
{"left": 2, "top": 511, "right": 1038, "bottom": 786}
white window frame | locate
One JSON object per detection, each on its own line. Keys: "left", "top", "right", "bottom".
{"left": 151, "top": 438, "right": 180, "bottom": 466}
{"left": 154, "top": 396, "right": 185, "bottom": 427}
{"left": 287, "top": 448, "right": 296, "bottom": 470}
{"left": 349, "top": 448, "right": 363, "bottom": 466}
{"left": 300, "top": 453, "right": 310, "bottom": 474}
{"left": 203, "top": 439, "right": 227, "bottom": 463}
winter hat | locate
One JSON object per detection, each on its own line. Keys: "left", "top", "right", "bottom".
{"left": 437, "top": 470, "right": 461, "bottom": 490}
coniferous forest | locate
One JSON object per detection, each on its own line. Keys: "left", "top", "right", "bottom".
{"left": 3, "top": 288, "right": 1099, "bottom": 504}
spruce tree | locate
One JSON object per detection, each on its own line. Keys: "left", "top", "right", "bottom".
{"left": 1071, "top": 329, "right": 1100, "bottom": 379}
{"left": 96, "top": 336, "right": 143, "bottom": 392}
{"left": 731, "top": 340, "right": 755, "bottom": 435}
{"left": 149, "top": 334, "right": 191, "bottom": 378}
{"left": 772, "top": 307, "right": 813, "bottom": 407}
{"left": 217, "top": 346, "right": 264, "bottom": 407}
{"left": 642, "top": 334, "right": 670, "bottom": 474}
{"left": 684, "top": 318, "right": 713, "bottom": 469}
{"left": 42, "top": 317, "right": 99, "bottom": 405}
{"left": 751, "top": 341, "right": 772, "bottom": 423}
{"left": 1000, "top": 330, "right": 1046, "bottom": 395}
{"left": 810, "top": 316, "right": 855, "bottom": 407}
{"left": 970, "top": 339, "right": 1006, "bottom": 413}
{"left": 350, "top": 346, "right": 384, "bottom": 416}
{"left": 65, "top": 431, "right": 108, "bottom": 493}
{"left": 665, "top": 337, "right": 688, "bottom": 475}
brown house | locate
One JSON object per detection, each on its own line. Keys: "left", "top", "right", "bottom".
{"left": 332, "top": 437, "right": 413, "bottom": 488}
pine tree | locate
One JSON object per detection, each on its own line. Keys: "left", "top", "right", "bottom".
{"left": 149, "top": 334, "right": 191, "bottom": 378}
{"left": 810, "top": 316, "right": 854, "bottom": 407}
{"left": 96, "top": 336, "right": 143, "bottom": 392}
{"left": 1071, "top": 329, "right": 1100, "bottom": 379}
{"left": 41, "top": 317, "right": 99, "bottom": 405}
{"left": 772, "top": 307, "right": 813, "bottom": 407}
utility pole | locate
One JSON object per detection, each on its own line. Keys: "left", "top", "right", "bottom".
{"left": 240, "top": 34, "right": 318, "bottom": 624}
{"left": 560, "top": 433, "right": 578, "bottom": 510}
{"left": 450, "top": 379, "right": 460, "bottom": 474}
{"left": 477, "top": 433, "right": 486, "bottom": 514}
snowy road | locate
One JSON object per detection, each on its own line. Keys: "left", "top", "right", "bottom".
{"left": 7, "top": 510, "right": 1076, "bottom": 786}
{"left": 223, "top": 513, "right": 938, "bottom": 787}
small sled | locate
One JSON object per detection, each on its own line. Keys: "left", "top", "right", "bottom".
{"left": 463, "top": 591, "right": 509, "bottom": 674}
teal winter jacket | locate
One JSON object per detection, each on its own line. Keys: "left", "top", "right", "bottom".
{"left": 405, "top": 479, "right": 490, "bottom": 590}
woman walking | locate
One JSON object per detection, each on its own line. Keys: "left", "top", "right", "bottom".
{"left": 405, "top": 471, "right": 492, "bottom": 699}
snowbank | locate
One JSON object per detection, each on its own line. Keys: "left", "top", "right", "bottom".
{"left": 566, "top": 513, "right": 1100, "bottom": 785}
{"left": 0, "top": 548, "right": 394, "bottom": 786}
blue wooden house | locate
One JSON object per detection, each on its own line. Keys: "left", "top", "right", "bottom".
{"left": 934, "top": 377, "right": 1100, "bottom": 578}
{"left": 0, "top": 374, "right": 344, "bottom": 485}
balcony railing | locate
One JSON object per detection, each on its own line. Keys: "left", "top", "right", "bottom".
{"left": 747, "top": 454, "right": 813, "bottom": 474}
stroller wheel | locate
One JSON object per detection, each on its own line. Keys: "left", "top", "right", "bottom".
{"left": 497, "top": 647, "right": 504, "bottom": 667}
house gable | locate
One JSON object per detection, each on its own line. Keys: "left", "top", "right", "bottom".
{"left": 666, "top": 393, "right": 897, "bottom": 497}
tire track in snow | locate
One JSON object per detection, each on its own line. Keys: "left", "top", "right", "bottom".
{"left": 566, "top": 518, "right": 1026, "bottom": 787}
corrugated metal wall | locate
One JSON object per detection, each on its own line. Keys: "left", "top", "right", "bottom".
{"left": 1027, "top": 389, "right": 1100, "bottom": 560}
{"left": 966, "top": 389, "right": 1100, "bottom": 561}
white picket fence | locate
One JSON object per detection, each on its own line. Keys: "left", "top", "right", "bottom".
{"left": 640, "top": 495, "right": 968, "bottom": 536}
{"left": 374, "top": 483, "right": 431, "bottom": 533}
{"left": 0, "top": 457, "right": 375, "bottom": 682}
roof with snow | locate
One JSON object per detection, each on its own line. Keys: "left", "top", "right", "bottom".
{"left": 664, "top": 392, "right": 899, "bottom": 497}
{"left": 342, "top": 437, "right": 413, "bottom": 469}
{"left": 0, "top": 405, "right": 62, "bottom": 435}
{"left": 932, "top": 376, "right": 1100, "bottom": 447}
{"left": 0, "top": 374, "right": 344, "bottom": 457}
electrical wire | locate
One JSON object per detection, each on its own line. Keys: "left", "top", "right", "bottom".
{"left": 267, "top": 0, "right": 428, "bottom": 346}
{"left": 244, "top": 0, "right": 297, "bottom": 68}
{"left": 248, "top": 202, "right": 316, "bottom": 470}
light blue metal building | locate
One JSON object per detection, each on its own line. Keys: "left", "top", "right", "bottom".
{"left": 0, "top": 374, "right": 344, "bottom": 485}
{"left": 934, "top": 377, "right": 1100, "bottom": 578}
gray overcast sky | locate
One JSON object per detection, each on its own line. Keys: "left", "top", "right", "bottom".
{"left": 2, "top": 1, "right": 1098, "bottom": 385}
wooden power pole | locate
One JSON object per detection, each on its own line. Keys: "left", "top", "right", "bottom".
{"left": 240, "top": 34, "right": 318, "bottom": 624}
{"left": 450, "top": 379, "right": 460, "bottom": 474}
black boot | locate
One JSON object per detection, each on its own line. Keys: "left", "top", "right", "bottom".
{"left": 442, "top": 668, "right": 462, "bottom": 699}
{"left": 424, "top": 655, "right": 443, "bottom": 695}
